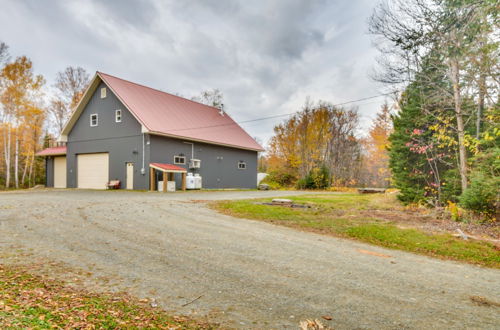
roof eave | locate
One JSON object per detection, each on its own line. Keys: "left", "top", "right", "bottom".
{"left": 147, "top": 130, "right": 265, "bottom": 152}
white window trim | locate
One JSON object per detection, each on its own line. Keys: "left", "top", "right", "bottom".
{"left": 115, "top": 109, "right": 122, "bottom": 123}
{"left": 174, "top": 155, "right": 186, "bottom": 165}
{"left": 90, "top": 114, "right": 98, "bottom": 127}
{"left": 100, "top": 87, "right": 107, "bottom": 98}
{"left": 238, "top": 161, "right": 246, "bottom": 169}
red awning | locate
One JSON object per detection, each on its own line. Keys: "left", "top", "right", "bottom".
{"left": 150, "top": 163, "right": 187, "bottom": 173}
{"left": 36, "top": 146, "right": 67, "bottom": 157}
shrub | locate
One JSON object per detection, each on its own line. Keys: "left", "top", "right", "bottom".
{"left": 261, "top": 169, "right": 297, "bottom": 188}
{"left": 460, "top": 147, "right": 499, "bottom": 217}
{"left": 296, "top": 166, "right": 330, "bottom": 189}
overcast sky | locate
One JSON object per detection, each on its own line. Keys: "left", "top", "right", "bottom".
{"left": 1, "top": 0, "right": 388, "bottom": 146}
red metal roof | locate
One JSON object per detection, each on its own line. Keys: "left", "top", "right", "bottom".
{"left": 98, "top": 72, "right": 264, "bottom": 152}
{"left": 150, "top": 163, "right": 187, "bottom": 172}
{"left": 36, "top": 146, "right": 67, "bottom": 157}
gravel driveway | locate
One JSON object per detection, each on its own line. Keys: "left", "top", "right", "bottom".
{"left": 0, "top": 189, "right": 499, "bottom": 329}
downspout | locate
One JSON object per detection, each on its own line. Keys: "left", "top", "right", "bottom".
{"left": 141, "top": 133, "right": 146, "bottom": 175}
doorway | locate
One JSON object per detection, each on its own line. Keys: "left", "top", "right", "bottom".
{"left": 126, "top": 162, "right": 134, "bottom": 189}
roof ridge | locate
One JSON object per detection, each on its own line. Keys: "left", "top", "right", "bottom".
{"left": 97, "top": 71, "right": 223, "bottom": 113}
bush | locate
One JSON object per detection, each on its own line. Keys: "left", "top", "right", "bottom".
{"left": 460, "top": 172, "right": 498, "bottom": 216}
{"left": 296, "top": 166, "right": 330, "bottom": 189}
{"left": 261, "top": 169, "right": 297, "bottom": 188}
{"left": 460, "top": 147, "right": 499, "bottom": 217}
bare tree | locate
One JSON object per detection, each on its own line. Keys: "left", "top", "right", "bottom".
{"left": 48, "top": 66, "right": 90, "bottom": 135}
{"left": 191, "top": 89, "right": 224, "bottom": 109}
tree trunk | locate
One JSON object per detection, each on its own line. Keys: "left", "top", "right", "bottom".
{"left": 4, "top": 124, "right": 11, "bottom": 188}
{"left": 449, "top": 59, "right": 468, "bottom": 192}
{"left": 28, "top": 153, "right": 34, "bottom": 187}
{"left": 21, "top": 148, "right": 29, "bottom": 186}
{"left": 14, "top": 133, "right": 19, "bottom": 189}
{"left": 476, "top": 71, "right": 485, "bottom": 139}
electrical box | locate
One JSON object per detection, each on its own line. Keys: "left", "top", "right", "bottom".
{"left": 189, "top": 159, "right": 201, "bottom": 169}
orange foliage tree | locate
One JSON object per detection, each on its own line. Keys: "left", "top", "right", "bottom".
{"left": 268, "top": 100, "right": 362, "bottom": 187}
{"left": 0, "top": 45, "right": 46, "bottom": 188}
{"left": 361, "top": 102, "right": 392, "bottom": 187}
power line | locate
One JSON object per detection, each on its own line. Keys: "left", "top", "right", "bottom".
{"left": 167, "top": 91, "right": 397, "bottom": 132}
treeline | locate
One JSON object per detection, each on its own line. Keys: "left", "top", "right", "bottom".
{"left": 369, "top": 0, "right": 498, "bottom": 216}
{"left": 260, "top": 100, "right": 392, "bottom": 189}
{"left": 0, "top": 42, "right": 90, "bottom": 188}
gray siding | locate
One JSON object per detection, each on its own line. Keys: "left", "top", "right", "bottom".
{"left": 45, "top": 157, "right": 54, "bottom": 187}
{"left": 66, "top": 82, "right": 150, "bottom": 189}
{"left": 150, "top": 135, "right": 258, "bottom": 189}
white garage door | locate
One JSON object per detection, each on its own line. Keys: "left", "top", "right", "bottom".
{"left": 53, "top": 156, "right": 66, "bottom": 188}
{"left": 77, "top": 153, "right": 109, "bottom": 189}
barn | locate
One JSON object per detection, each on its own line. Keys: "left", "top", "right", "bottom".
{"left": 37, "top": 72, "right": 264, "bottom": 190}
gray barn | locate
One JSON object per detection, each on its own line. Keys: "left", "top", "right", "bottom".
{"left": 37, "top": 72, "right": 264, "bottom": 191}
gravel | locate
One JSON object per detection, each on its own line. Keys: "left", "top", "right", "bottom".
{"left": 0, "top": 189, "right": 499, "bottom": 329}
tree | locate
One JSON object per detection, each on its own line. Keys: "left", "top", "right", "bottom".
{"left": 369, "top": 0, "right": 496, "bottom": 190}
{"left": 191, "top": 89, "right": 224, "bottom": 109}
{"left": 268, "top": 100, "right": 362, "bottom": 188}
{"left": 369, "top": 0, "right": 499, "bottom": 195}
{"left": 362, "top": 102, "right": 392, "bottom": 187}
{"left": 0, "top": 56, "right": 45, "bottom": 188}
{"left": 48, "top": 66, "right": 89, "bottom": 135}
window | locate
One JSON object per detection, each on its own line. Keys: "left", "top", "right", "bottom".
{"left": 100, "top": 87, "right": 107, "bottom": 98}
{"left": 174, "top": 155, "right": 185, "bottom": 164}
{"left": 238, "top": 161, "right": 246, "bottom": 169}
{"left": 90, "top": 114, "right": 98, "bottom": 127}
{"left": 115, "top": 109, "right": 122, "bottom": 122}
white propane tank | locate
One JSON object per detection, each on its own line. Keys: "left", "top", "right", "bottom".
{"left": 194, "top": 173, "right": 202, "bottom": 189}
{"left": 186, "top": 173, "right": 196, "bottom": 190}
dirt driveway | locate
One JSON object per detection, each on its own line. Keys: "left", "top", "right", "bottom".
{"left": 0, "top": 189, "right": 499, "bottom": 329}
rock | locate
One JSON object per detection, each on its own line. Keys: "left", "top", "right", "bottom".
{"left": 272, "top": 198, "right": 293, "bottom": 206}
{"left": 258, "top": 184, "right": 270, "bottom": 190}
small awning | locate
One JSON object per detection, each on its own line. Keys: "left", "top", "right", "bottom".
{"left": 36, "top": 146, "right": 67, "bottom": 157}
{"left": 150, "top": 162, "right": 187, "bottom": 173}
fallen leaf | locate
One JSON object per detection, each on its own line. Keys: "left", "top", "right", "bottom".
{"left": 357, "top": 249, "right": 391, "bottom": 258}
{"left": 322, "top": 315, "right": 333, "bottom": 320}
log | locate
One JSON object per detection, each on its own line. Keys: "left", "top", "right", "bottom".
{"left": 357, "top": 188, "right": 386, "bottom": 194}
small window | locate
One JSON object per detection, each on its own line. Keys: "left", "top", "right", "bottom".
{"left": 90, "top": 114, "right": 98, "bottom": 127}
{"left": 174, "top": 155, "right": 185, "bottom": 164}
{"left": 100, "top": 87, "right": 107, "bottom": 98}
{"left": 115, "top": 109, "right": 122, "bottom": 122}
{"left": 238, "top": 161, "right": 246, "bottom": 169}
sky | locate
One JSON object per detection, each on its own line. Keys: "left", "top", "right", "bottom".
{"left": 0, "top": 0, "right": 389, "bottom": 146}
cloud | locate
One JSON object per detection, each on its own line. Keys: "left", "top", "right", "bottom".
{"left": 1, "top": 0, "right": 385, "bottom": 145}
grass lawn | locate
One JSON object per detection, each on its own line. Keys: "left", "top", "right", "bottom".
{"left": 212, "top": 193, "right": 500, "bottom": 268}
{"left": 0, "top": 263, "right": 214, "bottom": 329}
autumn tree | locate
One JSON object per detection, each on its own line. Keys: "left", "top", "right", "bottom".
{"left": 0, "top": 55, "right": 45, "bottom": 188}
{"left": 48, "top": 66, "right": 90, "bottom": 135}
{"left": 268, "top": 100, "right": 362, "bottom": 188}
{"left": 369, "top": 0, "right": 499, "bottom": 193}
{"left": 362, "top": 102, "right": 392, "bottom": 187}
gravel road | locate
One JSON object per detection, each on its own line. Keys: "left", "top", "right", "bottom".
{"left": 0, "top": 189, "right": 499, "bottom": 329}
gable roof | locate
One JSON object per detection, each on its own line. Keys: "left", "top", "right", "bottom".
{"left": 60, "top": 72, "right": 264, "bottom": 152}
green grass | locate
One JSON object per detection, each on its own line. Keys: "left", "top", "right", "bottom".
{"left": 0, "top": 264, "right": 214, "bottom": 329}
{"left": 212, "top": 194, "right": 500, "bottom": 268}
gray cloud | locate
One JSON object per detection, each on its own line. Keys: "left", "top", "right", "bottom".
{"left": 1, "top": 0, "right": 385, "bottom": 145}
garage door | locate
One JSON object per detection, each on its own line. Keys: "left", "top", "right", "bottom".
{"left": 53, "top": 156, "right": 66, "bottom": 188}
{"left": 77, "top": 153, "right": 109, "bottom": 189}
